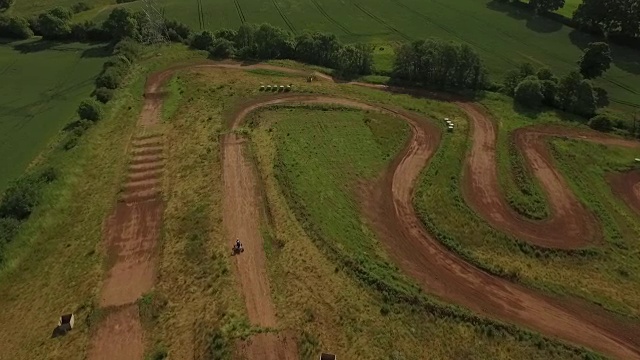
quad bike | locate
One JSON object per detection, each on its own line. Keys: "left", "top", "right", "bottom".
{"left": 232, "top": 243, "right": 244, "bottom": 255}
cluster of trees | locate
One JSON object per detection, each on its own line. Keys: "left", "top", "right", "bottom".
{"left": 573, "top": 0, "right": 640, "bottom": 40}
{"left": 391, "top": 39, "right": 487, "bottom": 90}
{"left": 188, "top": 24, "right": 373, "bottom": 77}
{"left": 504, "top": 42, "right": 619, "bottom": 131}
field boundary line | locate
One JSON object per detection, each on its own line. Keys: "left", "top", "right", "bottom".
{"left": 271, "top": 0, "right": 297, "bottom": 34}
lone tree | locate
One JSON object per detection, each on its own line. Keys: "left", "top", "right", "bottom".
{"left": 578, "top": 42, "right": 612, "bottom": 79}
{"left": 529, "top": 0, "right": 565, "bottom": 13}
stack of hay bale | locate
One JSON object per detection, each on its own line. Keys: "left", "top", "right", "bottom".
{"left": 444, "top": 117, "right": 454, "bottom": 132}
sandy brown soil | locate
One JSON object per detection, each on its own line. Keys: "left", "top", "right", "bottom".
{"left": 88, "top": 74, "right": 168, "bottom": 359}
{"left": 88, "top": 61, "right": 640, "bottom": 359}
{"left": 608, "top": 169, "right": 640, "bottom": 215}
{"left": 86, "top": 305, "right": 144, "bottom": 360}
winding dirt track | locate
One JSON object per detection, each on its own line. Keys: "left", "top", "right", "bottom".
{"left": 462, "top": 104, "right": 640, "bottom": 249}
{"left": 142, "top": 62, "right": 640, "bottom": 359}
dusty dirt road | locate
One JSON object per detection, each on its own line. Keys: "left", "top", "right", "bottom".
{"left": 87, "top": 61, "right": 640, "bottom": 359}
{"left": 88, "top": 73, "right": 167, "bottom": 360}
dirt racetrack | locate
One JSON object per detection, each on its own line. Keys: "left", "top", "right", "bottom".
{"left": 99, "top": 62, "right": 640, "bottom": 359}
{"left": 608, "top": 170, "right": 640, "bottom": 215}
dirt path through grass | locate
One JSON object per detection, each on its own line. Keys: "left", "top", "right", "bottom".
{"left": 92, "top": 61, "right": 640, "bottom": 359}
{"left": 87, "top": 72, "right": 167, "bottom": 360}
{"left": 461, "top": 104, "right": 640, "bottom": 249}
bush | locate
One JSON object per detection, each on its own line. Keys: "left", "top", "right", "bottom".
{"left": 96, "top": 67, "right": 125, "bottom": 89}
{"left": 588, "top": 114, "right": 613, "bottom": 132}
{"left": 0, "top": 0, "right": 15, "bottom": 10}
{"left": 208, "top": 38, "right": 235, "bottom": 58}
{"left": 71, "top": 2, "right": 92, "bottom": 13}
{"left": 36, "top": 7, "right": 73, "bottom": 40}
{"left": 190, "top": 30, "right": 215, "bottom": 50}
{"left": 0, "top": 217, "right": 20, "bottom": 246}
{"left": 103, "top": 55, "right": 131, "bottom": 71}
{"left": 77, "top": 99, "right": 103, "bottom": 121}
{"left": 164, "top": 19, "right": 191, "bottom": 42}
{"left": 0, "top": 15, "right": 34, "bottom": 39}
{"left": 113, "top": 38, "right": 142, "bottom": 62}
{"left": 70, "top": 20, "right": 96, "bottom": 41}
{"left": 0, "top": 179, "right": 41, "bottom": 220}
{"left": 514, "top": 78, "right": 544, "bottom": 108}
{"left": 94, "top": 87, "right": 115, "bottom": 103}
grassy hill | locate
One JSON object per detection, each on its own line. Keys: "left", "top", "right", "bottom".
{"left": 0, "top": 40, "right": 108, "bottom": 192}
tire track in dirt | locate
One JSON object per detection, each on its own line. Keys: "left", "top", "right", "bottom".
{"left": 136, "top": 62, "right": 640, "bottom": 359}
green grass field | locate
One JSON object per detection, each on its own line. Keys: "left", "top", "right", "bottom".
{"left": 0, "top": 39, "right": 109, "bottom": 192}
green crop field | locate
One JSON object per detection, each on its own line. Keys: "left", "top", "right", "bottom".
{"left": 0, "top": 40, "right": 108, "bottom": 192}
{"left": 62, "top": 0, "right": 638, "bottom": 114}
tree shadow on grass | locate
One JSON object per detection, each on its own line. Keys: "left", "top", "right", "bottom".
{"left": 525, "top": 15, "right": 562, "bottom": 33}
{"left": 486, "top": 1, "right": 563, "bottom": 33}
{"left": 81, "top": 44, "right": 111, "bottom": 58}
{"left": 12, "top": 40, "right": 111, "bottom": 57}
{"left": 12, "top": 40, "right": 61, "bottom": 54}
{"left": 486, "top": 0, "right": 529, "bottom": 21}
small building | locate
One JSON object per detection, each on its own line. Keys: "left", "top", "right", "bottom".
{"left": 51, "top": 313, "right": 74, "bottom": 338}
{"left": 320, "top": 353, "right": 336, "bottom": 360}
{"left": 447, "top": 125, "right": 454, "bottom": 132}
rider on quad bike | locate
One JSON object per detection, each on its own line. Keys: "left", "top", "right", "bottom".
{"left": 233, "top": 239, "right": 244, "bottom": 255}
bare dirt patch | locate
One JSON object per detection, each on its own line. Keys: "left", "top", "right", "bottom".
{"left": 86, "top": 305, "right": 144, "bottom": 360}
{"left": 608, "top": 170, "right": 640, "bottom": 215}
